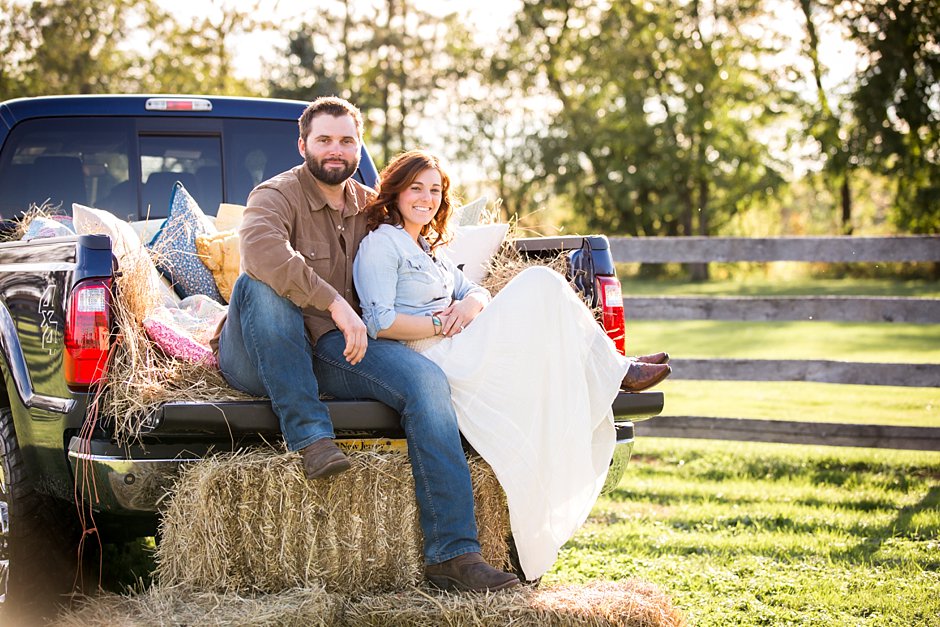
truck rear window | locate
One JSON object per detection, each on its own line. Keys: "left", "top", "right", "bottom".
{"left": 0, "top": 116, "right": 302, "bottom": 222}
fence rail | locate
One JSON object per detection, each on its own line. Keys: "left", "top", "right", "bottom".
{"left": 634, "top": 416, "right": 940, "bottom": 451}
{"left": 669, "top": 358, "right": 940, "bottom": 387}
{"left": 609, "top": 235, "right": 939, "bottom": 451}
{"left": 608, "top": 235, "right": 940, "bottom": 263}
{"left": 623, "top": 296, "right": 940, "bottom": 323}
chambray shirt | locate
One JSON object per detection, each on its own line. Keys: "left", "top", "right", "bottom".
{"left": 354, "top": 224, "right": 489, "bottom": 338}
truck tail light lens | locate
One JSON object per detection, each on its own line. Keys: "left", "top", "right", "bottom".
{"left": 64, "top": 279, "right": 112, "bottom": 388}
{"left": 595, "top": 275, "right": 626, "bottom": 355}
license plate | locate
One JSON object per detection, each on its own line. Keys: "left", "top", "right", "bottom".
{"left": 335, "top": 438, "right": 408, "bottom": 452}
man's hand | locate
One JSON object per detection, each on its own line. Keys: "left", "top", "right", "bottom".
{"left": 328, "top": 295, "right": 368, "bottom": 364}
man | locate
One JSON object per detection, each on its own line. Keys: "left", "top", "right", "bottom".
{"left": 212, "top": 96, "right": 519, "bottom": 592}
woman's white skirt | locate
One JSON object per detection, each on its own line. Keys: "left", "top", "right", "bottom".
{"left": 421, "top": 266, "right": 629, "bottom": 579}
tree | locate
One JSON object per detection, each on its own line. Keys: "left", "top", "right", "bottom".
{"left": 266, "top": 0, "right": 467, "bottom": 166}
{"left": 1, "top": 0, "right": 144, "bottom": 96}
{"left": 499, "top": 0, "right": 792, "bottom": 277}
{"left": 798, "top": 0, "right": 860, "bottom": 234}
{"left": 841, "top": 0, "right": 939, "bottom": 233}
{"left": 138, "top": 0, "right": 268, "bottom": 95}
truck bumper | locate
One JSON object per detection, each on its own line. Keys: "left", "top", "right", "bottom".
{"left": 68, "top": 422, "right": 639, "bottom": 515}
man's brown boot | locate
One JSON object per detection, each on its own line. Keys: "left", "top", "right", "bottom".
{"left": 633, "top": 351, "right": 670, "bottom": 365}
{"left": 621, "top": 362, "right": 672, "bottom": 392}
{"left": 300, "top": 438, "right": 351, "bottom": 480}
{"left": 425, "top": 552, "right": 520, "bottom": 592}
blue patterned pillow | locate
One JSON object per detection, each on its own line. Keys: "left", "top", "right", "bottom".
{"left": 147, "top": 182, "right": 223, "bottom": 302}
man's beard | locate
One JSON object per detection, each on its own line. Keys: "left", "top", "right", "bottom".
{"left": 304, "top": 151, "right": 360, "bottom": 185}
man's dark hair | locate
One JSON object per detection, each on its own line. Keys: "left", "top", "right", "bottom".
{"left": 298, "top": 96, "right": 363, "bottom": 140}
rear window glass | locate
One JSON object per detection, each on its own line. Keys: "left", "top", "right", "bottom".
{"left": 0, "top": 115, "right": 303, "bottom": 223}
{"left": 0, "top": 118, "right": 132, "bottom": 220}
{"left": 222, "top": 119, "right": 303, "bottom": 205}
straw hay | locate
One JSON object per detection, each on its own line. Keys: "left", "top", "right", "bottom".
{"left": 346, "top": 581, "right": 687, "bottom": 627}
{"left": 55, "top": 580, "right": 685, "bottom": 627}
{"left": 99, "top": 239, "right": 251, "bottom": 444}
{"left": 156, "top": 446, "right": 509, "bottom": 595}
{"left": 53, "top": 585, "right": 344, "bottom": 627}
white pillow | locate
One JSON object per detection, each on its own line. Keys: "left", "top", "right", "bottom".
{"left": 452, "top": 196, "right": 488, "bottom": 226}
{"left": 72, "top": 203, "right": 177, "bottom": 308}
{"left": 443, "top": 223, "right": 509, "bottom": 283}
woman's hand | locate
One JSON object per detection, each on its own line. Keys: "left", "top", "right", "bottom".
{"left": 439, "top": 294, "right": 486, "bottom": 337}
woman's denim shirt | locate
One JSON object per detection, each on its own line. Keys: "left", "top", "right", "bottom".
{"left": 354, "top": 224, "right": 489, "bottom": 338}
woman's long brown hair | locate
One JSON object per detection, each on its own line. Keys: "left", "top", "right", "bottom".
{"left": 364, "top": 150, "right": 455, "bottom": 250}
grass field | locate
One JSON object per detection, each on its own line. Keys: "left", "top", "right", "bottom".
{"left": 548, "top": 438, "right": 940, "bottom": 626}
{"left": 576, "top": 276, "right": 940, "bottom": 624}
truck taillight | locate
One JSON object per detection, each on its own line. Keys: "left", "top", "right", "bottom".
{"left": 596, "top": 275, "right": 626, "bottom": 355}
{"left": 64, "top": 279, "right": 112, "bottom": 388}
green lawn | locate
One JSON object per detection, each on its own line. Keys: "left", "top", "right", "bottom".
{"left": 626, "top": 320, "right": 940, "bottom": 364}
{"left": 623, "top": 317, "right": 940, "bottom": 429}
{"left": 654, "top": 380, "right": 939, "bottom": 428}
{"left": 621, "top": 276, "right": 940, "bottom": 298}
{"left": 547, "top": 438, "right": 940, "bottom": 626}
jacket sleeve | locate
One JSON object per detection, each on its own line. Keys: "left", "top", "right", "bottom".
{"left": 239, "top": 186, "right": 339, "bottom": 311}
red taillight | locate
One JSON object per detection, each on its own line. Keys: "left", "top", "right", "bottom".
{"left": 64, "top": 279, "right": 111, "bottom": 388}
{"left": 596, "top": 275, "right": 625, "bottom": 355}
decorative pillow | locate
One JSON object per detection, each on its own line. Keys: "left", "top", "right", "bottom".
{"left": 22, "top": 216, "right": 75, "bottom": 240}
{"left": 214, "top": 203, "right": 246, "bottom": 232}
{"left": 442, "top": 223, "right": 510, "bottom": 283}
{"left": 195, "top": 230, "right": 240, "bottom": 303}
{"left": 143, "top": 316, "right": 218, "bottom": 367}
{"left": 452, "top": 196, "right": 488, "bottom": 226}
{"left": 72, "top": 203, "right": 167, "bottom": 311}
{"left": 147, "top": 182, "right": 223, "bottom": 303}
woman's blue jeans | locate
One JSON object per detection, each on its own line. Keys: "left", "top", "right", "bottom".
{"left": 217, "top": 274, "right": 480, "bottom": 564}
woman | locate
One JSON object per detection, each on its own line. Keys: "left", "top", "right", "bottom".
{"left": 353, "top": 150, "right": 670, "bottom": 580}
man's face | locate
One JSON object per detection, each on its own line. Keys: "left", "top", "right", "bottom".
{"left": 300, "top": 113, "right": 361, "bottom": 185}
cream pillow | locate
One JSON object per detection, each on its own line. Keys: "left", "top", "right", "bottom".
{"left": 195, "top": 229, "right": 240, "bottom": 303}
{"left": 452, "top": 196, "right": 488, "bottom": 226}
{"left": 214, "top": 203, "right": 246, "bottom": 232}
{"left": 72, "top": 203, "right": 172, "bottom": 311}
{"left": 443, "top": 223, "right": 510, "bottom": 284}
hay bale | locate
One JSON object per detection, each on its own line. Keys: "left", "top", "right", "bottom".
{"left": 54, "top": 580, "right": 684, "bottom": 627}
{"left": 53, "top": 585, "right": 344, "bottom": 627}
{"left": 346, "top": 581, "right": 686, "bottom": 627}
{"left": 156, "top": 446, "right": 510, "bottom": 595}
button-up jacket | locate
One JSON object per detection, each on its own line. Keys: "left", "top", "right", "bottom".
{"left": 235, "top": 163, "right": 373, "bottom": 345}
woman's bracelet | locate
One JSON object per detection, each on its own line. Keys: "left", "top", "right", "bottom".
{"left": 431, "top": 315, "right": 443, "bottom": 336}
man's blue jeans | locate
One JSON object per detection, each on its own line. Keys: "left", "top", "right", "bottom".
{"left": 217, "top": 274, "right": 480, "bottom": 564}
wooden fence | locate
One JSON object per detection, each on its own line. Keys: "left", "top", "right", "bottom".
{"left": 608, "top": 235, "right": 940, "bottom": 451}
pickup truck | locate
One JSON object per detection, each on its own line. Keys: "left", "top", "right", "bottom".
{"left": 0, "top": 94, "right": 663, "bottom": 617}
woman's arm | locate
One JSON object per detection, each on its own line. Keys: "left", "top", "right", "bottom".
{"left": 376, "top": 311, "right": 441, "bottom": 340}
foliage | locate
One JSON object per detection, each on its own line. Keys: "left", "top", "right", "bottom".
{"left": 137, "top": 0, "right": 267, "bottom": 95}
{"left": 0, "top": 0, "right": 143, "bottom": 96}
{"left": 486, "top": 0, "right": 793, "bottom": 240}
{"left": 265, "top": 0, "right": 472, "bottom": 168}
{"left": 839, "top": 0, "right": 940, "bottom": 233}
{"left": 549, "top": 439, "right": 940, "bottom": 626}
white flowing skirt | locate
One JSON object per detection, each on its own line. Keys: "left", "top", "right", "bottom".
{"left": 421, "top": 266, "right": 630, "bottom": 579}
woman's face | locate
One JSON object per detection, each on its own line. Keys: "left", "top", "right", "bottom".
{"left": 397, "top": 167, "right": 443, "bottom": 236}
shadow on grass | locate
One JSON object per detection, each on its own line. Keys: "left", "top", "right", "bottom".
{"left": 834, "top": 485, "right": 940, "bottom": 568}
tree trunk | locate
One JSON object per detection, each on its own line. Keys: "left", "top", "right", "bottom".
{"left": 690, "top": 176, "right": 709, "bottom": 281}
{"left": 841, "top": 173, "right": 853, "bottom": 235}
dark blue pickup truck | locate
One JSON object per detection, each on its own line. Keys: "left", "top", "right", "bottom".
{"left": 0, "top": 95, "right": 663, "bottom": 617}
